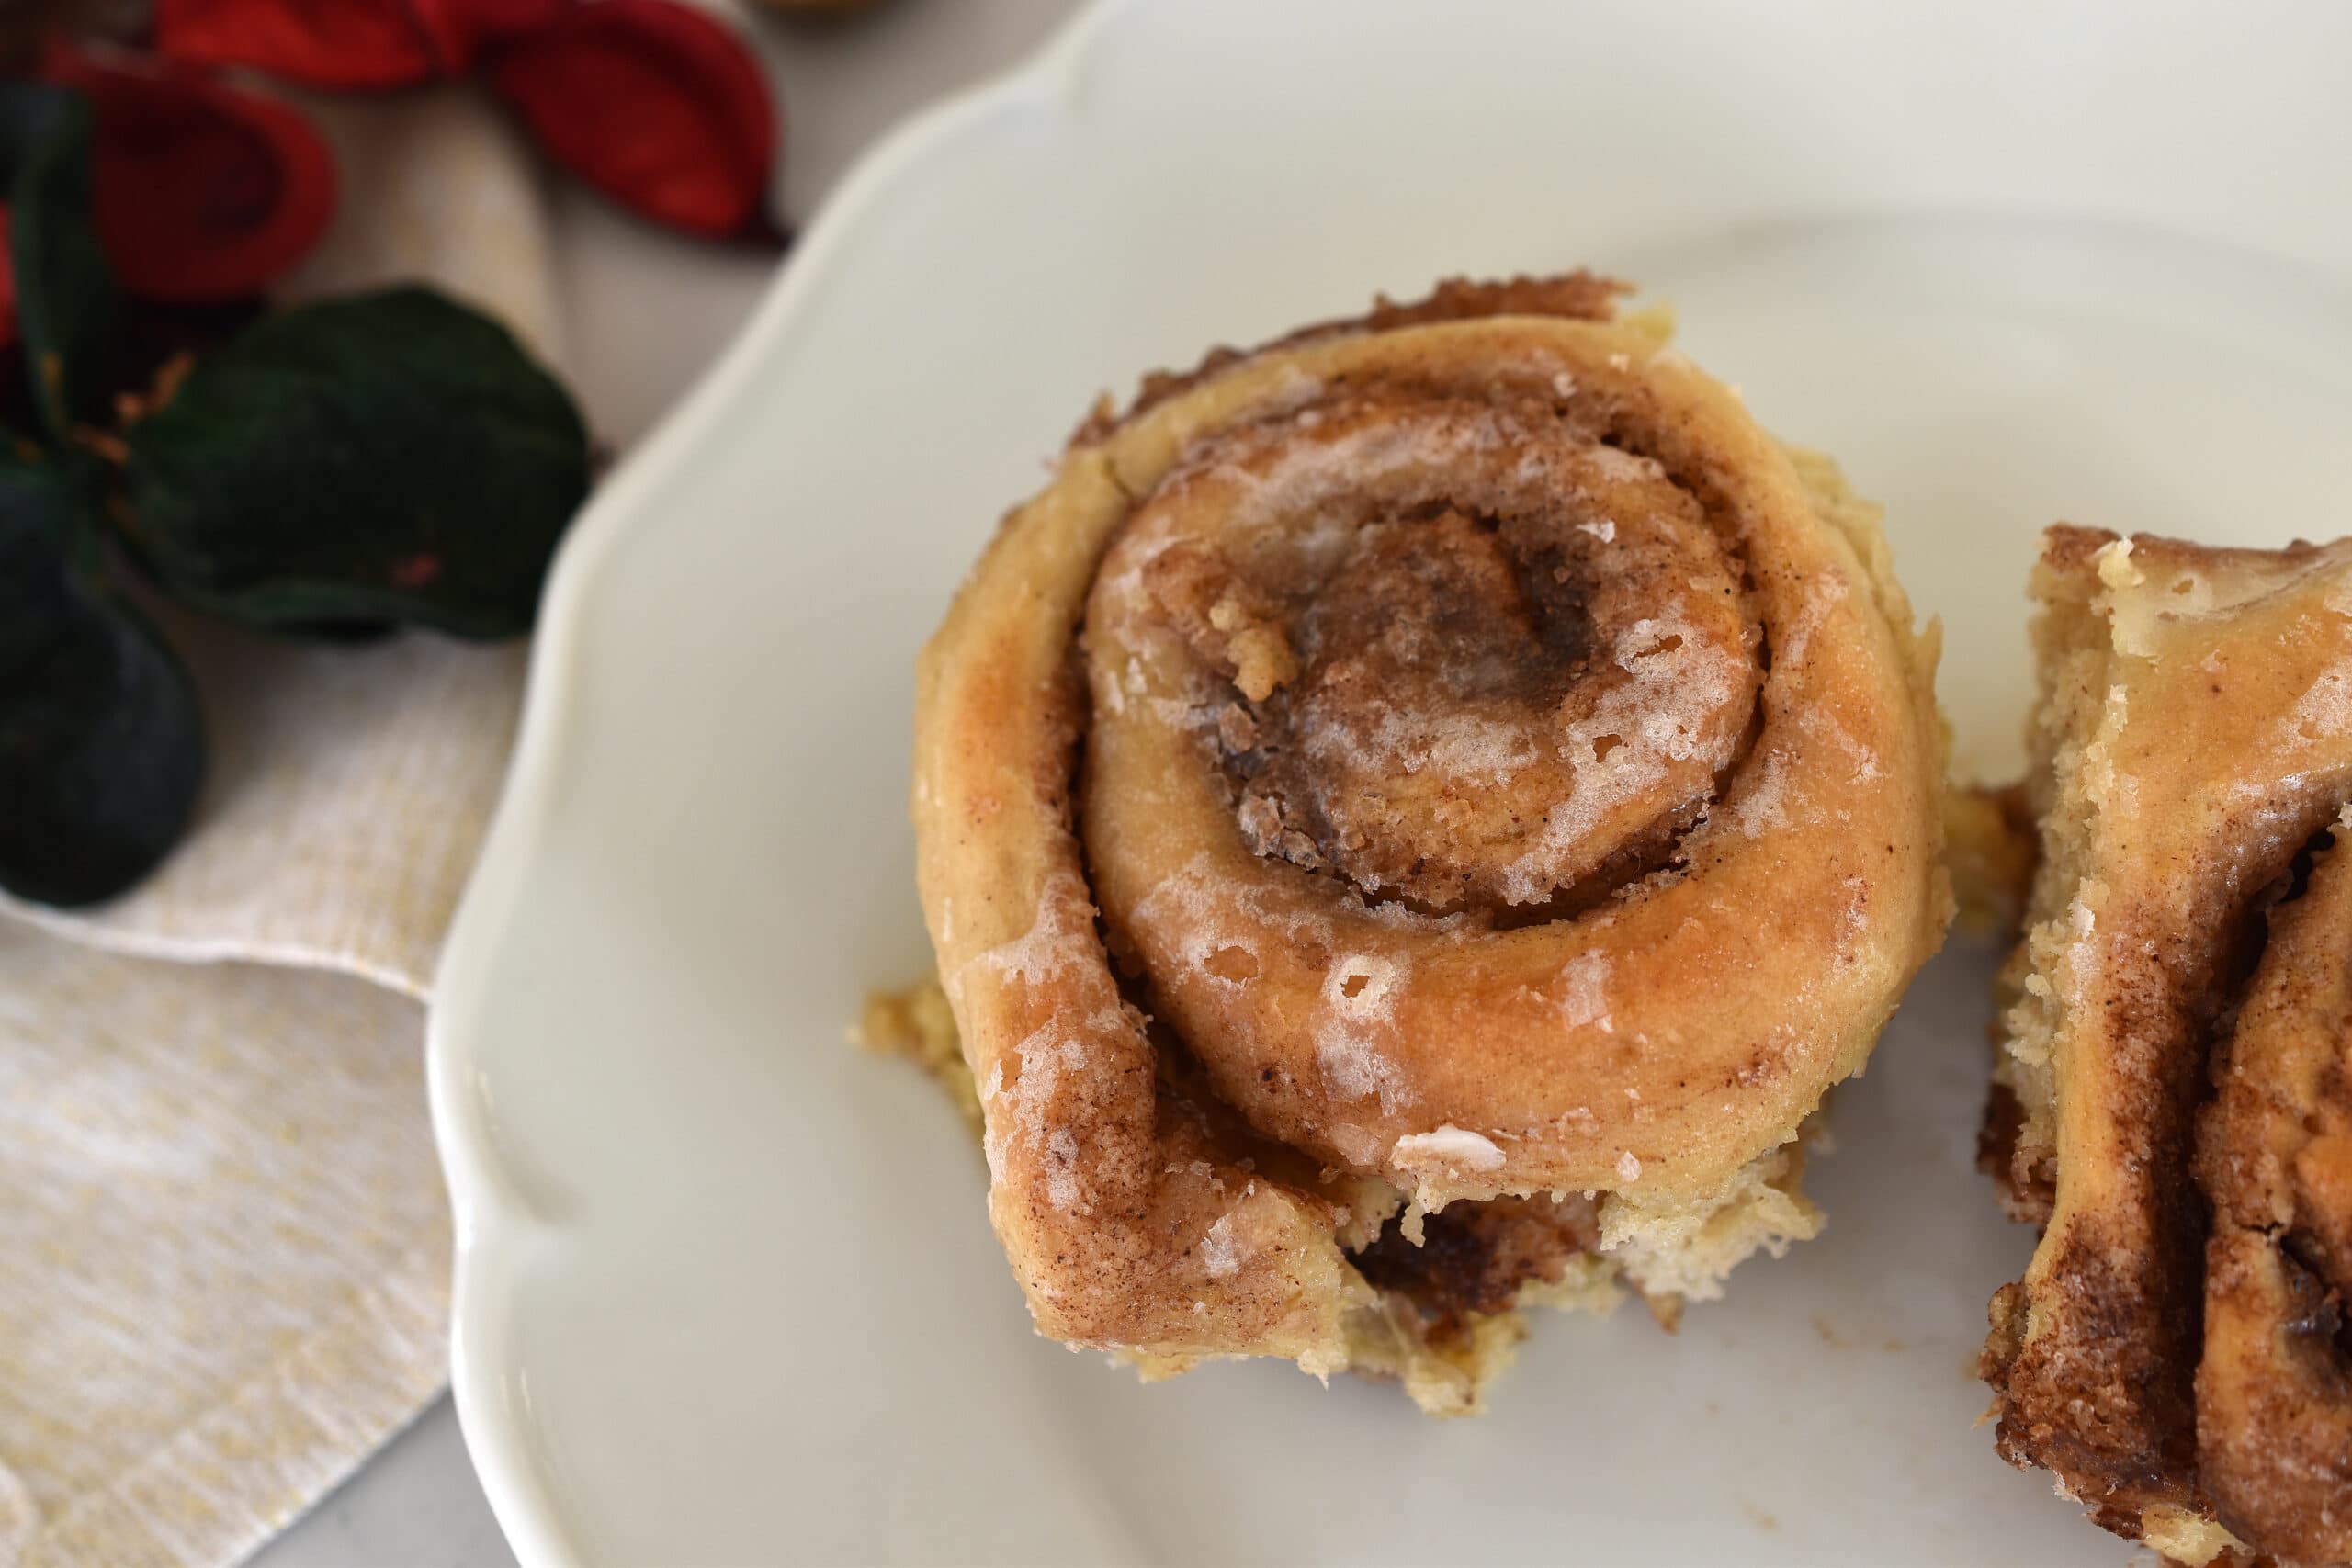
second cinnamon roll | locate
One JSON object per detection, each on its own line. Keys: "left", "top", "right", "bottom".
{"left": 1981, "top": 526, "right": 2352, "bottom": 1563}
{"left": 913, "top": 276, "right": 1950, "bottom": 1412}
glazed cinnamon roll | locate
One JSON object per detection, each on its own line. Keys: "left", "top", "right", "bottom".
{"left": 1982, "top": 526, "right": 2352, "bottom": 1564}
{"left": 913, "top": 276, "right": 1948, "bottom": 1413}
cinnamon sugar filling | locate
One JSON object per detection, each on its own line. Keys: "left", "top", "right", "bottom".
{"left": 1082, "top": 378, "right": 1770, "bottom": 1314}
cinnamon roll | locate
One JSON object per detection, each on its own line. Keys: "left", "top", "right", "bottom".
{"left": 912, "top": 276, "right": 1949, "bottom": 1412}
{"left": 1982, "top": 525, "right": 2352, "bottom": 1563}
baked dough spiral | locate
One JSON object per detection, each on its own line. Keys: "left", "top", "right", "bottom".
{"left": 1983, "top": 527, "right": 2352, "bottom": 1564}
{"left": 914, "top": 276, "right": 1947, "bottom": 1410}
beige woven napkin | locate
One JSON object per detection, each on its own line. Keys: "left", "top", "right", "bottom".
{"left": 0, "top": 86, "right": 557, "bottom": 1568}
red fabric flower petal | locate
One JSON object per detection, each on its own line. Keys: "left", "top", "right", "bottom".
{"left": 49, "top": 49, "right": 340, "bottom": 304}
{"left": 487, "top": 0, "right": 775, "bottom": 238}
{"left": 153, "top": 0, "right": 442, "bottom": 90}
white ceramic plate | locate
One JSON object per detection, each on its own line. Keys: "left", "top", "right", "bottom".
{"left": 428, "top": 3, "right": 2352, "bottom": 1562}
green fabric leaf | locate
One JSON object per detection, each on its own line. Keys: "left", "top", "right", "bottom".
{"left": 0, "top": 447, "right": 205, "bottom": 908}
{"left": 0, "top": 83, "right": 120, "bottom": 440}
{"left": 120, "top": 286, "right": 590, "bottom": 638}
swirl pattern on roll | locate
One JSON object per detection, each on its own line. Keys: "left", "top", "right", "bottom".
{"left": 915, "top": 276, "right": 1946, "bottom": 1408}
{"left": 1982, "top": 527, "right": 2352, "bottom": 1564}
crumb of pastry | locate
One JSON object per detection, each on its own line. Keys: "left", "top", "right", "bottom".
{"left": 1341, "top": 1292, "right": 1535, "bottom": 1418}
{"left": 2138, "top": 1505, "right": 2249, "bottom": 1567}
{"left": 1946, "top": 784, "right": 2037, "bottom": 933}
{"left": 1596, "top": 1130, "right": 1824, "bottom": 1304}
{"left": 856, "top": 979, "right": 980, "bottom": 1131}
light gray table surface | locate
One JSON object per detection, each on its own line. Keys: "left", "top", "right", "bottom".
{"left": 241, "top": 3, "right": 1081, "bottom": 1562}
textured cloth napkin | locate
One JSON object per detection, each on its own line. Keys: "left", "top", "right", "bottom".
{"left": 0, "top": 86, "right": 557, "bottom": 1568}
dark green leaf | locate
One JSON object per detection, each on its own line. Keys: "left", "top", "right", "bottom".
{"left": 119, "top": 286, "right": 591, "bottom": 638}
{"left": 0, "top": 446, "right": 205, "bottom": 908}
{"left": 0, "top": 82, "right": 119, "bottom": 439}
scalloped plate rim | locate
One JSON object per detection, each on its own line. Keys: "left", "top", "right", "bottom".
{"left": 424, "top": 6, "right": 1121, "bottom": 1562}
